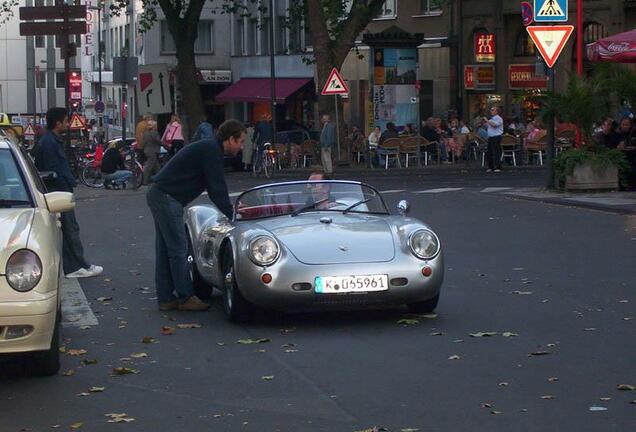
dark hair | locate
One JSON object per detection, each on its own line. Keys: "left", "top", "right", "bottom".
{"left": 386, "top": 122, "right": 396, "bottom": 130}
{"left": 217, "top": 119, "right": 246, "bottom": 142}
{"left": 46, "top": 107, "right": 67, "bottom": 131}
{"left": 310, "top": 171, "right": 332, "bottom": 181}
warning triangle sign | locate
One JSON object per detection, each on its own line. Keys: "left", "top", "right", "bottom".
{"left": 23, "top": 123, "right": 35, "bottom": 137}
{"left": 527, "top": 25, "right": 574, "bottom": 68}
{"left": 321, "top": 68, "right": 349, "bottom": 96}
{"left": 69, "top": 112, "right": 87, "bottom": 130}
{"left": 537, "top": 0, "right": 564, "bottom": 17}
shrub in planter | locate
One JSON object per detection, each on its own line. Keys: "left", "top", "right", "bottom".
{"left": 553, "top": 147, "right": 630, "bottom": 190}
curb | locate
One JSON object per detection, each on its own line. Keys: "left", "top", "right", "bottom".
{"left": 503, "top": 192, "right": 636, "bottom": 215}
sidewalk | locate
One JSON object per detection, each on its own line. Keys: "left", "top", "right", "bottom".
{"left": 503, "top": 188, "right": 636, "bottom": 215}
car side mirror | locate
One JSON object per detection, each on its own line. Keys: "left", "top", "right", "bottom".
{"left": 45, "top": 191, "right": 75, "bottom": 213}
{"left": 397, "top": 200, "right": 410, "bottom": 216}
{"left": 39, "top": 171, "right": 57, "bottom": 182}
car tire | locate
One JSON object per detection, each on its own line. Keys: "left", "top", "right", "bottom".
{"left": 222, "top": 248, "right": 253, "bottom": 323}
{"left": 187, "top": 232, "right": 212, "bottom": 300}
{"left": 26, "top": 310, "right": 61, "bottom": 376}
{"left": 407, "top": 294, "right": 440, "bottom": 314}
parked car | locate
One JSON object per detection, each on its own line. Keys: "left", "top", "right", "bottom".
{"left": 0, "top": 137, "right": 74, "bottom": 375}
{"left": 186, "top": 180, "right": 444, "bottom": 322}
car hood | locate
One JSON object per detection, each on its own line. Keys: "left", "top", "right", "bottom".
{"left": 0, "top": 208, "right": 34, "bottom": 273}
{"left": 254, "top": 212, "right": 395, "bottom": 265}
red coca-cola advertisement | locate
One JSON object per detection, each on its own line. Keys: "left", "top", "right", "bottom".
{"left": 587, "top": 29, "right": 636, "bottom": 63}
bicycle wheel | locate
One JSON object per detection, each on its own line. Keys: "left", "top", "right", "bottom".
{"left": 264, "top": 153, "right": 274, "bottom": 179}
{"left": 80, "top": 164, "right": 104, "bottom": 188}
{"left": 252, "top": 153, "right": 263, "bottom": 177}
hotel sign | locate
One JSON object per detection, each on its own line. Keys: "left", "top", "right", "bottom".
{"left": 509, "top": 64, "right": 548, "bottom": 89}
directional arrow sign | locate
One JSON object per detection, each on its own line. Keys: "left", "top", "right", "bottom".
{"left": 321, "top": 68, "right": 349, "bottom": 96}
{"left": 136, "top": 64, "right": 171, "bottom": 114}
{"left": 527, "top": 25, "right": 574, "bottom": 68}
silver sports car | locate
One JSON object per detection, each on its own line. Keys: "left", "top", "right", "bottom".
{"left": 185, "top": 180, "right": 443, "bottom": 322}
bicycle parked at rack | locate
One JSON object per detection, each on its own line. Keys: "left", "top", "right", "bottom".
{"left": 252, "top": 142, "right": 280, "bottom": 179}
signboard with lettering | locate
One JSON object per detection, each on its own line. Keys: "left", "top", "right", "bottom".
{"left": 509, "top": 64, "right": 548, "bottom": 90}
{"left": 465, "top": 65, "right": 496, "bottom": 90}
{"left": 475, "top": 32, "right": 496, "bottom": 63}
{"left": 68, "top": 71, "right": 82, "bottom": 101}
{"left": 199, "top": 70, "right": 232, "bottom": 83}
{"left": 464, "top": 66, "right": 475, "bottom": 90}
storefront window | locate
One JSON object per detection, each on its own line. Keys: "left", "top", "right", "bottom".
{"left": 514, "top": 29, "right": 536, "bottom": 57}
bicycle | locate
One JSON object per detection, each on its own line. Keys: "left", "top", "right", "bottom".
{"left": 252, "top": 142, "right": 278, "bottom": 179}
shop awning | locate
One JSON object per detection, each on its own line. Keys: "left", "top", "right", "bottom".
{"left": 587, "top": 29, "right": 636, "bottom": 63}
{"left": 216, "top": 78, "right": 313, "bottom": 103}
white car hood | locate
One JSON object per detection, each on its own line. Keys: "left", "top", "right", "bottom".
{"left": 0, "top": 208, "right": 34, "bottom": 274}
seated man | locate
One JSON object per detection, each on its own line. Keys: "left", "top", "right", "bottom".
{"left": 101, "top": 141, "right": 133, "bottom": 189}
{"left": 307, "top": 172, "right": 335, "bottom": 209}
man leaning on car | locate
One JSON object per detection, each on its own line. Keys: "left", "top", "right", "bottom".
{"left": 35, "top": 107, "right": 103, "bottom": 279}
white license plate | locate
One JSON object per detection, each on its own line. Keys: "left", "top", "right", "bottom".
{"left": 315, "top": 274, "right": 389, "bottom": 294}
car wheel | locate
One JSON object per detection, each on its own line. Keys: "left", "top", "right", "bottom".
{"left": 222, "top": 248, "right": 253, "bottom": 323}
{"left": 407, "top": 294, "right": 440, "bottom": 314}
{"left": 26, "top": 310, "right": 61, "bottom": 376}
{"left": 187, "top": 233, "right": 212, "bottom": 300}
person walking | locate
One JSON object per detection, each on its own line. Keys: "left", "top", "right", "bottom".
{"left": 162, "top": 114, "right": 185, "bottom": 157}
{"left": 146, "top": 120, "right": 245, "bottom": 312}
{"left": 191, "top": 115, "right": 214, "bottom": 142}
{"left": 142, "top": 120, "right": 162, "bottom": 185}
{"left": 34, "top": 107, "right": 103, "bottom": 278}
{"left": 485, "top": 106, "right": 504, "bottom": 172}
{"left": 320, "top": 113, "right": 336, "bottom": 174}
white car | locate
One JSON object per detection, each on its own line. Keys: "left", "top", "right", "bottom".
{"left": 0, "top": 137, "right": 74, "bottom": 375}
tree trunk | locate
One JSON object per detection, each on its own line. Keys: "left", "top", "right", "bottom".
{"left": 175, "top": 40, "right": 203, "bottom": 139}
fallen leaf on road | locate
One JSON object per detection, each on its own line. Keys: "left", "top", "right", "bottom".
{"left": 512, "top": 267, "right": 524, "bottom": 271}
{"left": 617, "top": 384, "right": 635, "bottom": 391}
{"left": 103, "top": 278, "right": 112, "bottom": 283}
{"left": 448, "top": 355, "right": 461, "bottom": 360}
{"left": 130, "top": 352, "right": 148, "bottom": 358}
{"left": 624, "top": 317, "right": 633, "bottom": 321}
{"left": 511, "top": 291, "right": 533, "bottom": 295}
{"left": 418, "top": 313, "right": 437, "bottom": 319}
{"left": 589, "top": 406, "right": 607, "bottom": 411}
{"left": 480, "top": 402, "right": 493, "bottom": 409}
{"left": 470, "top": 332, "right": 497, "bottom": 337}
{"left": 261, "top": 375, "right": 275, "bottom": 380}
{"left": 67, "top": 349, "right": 87, "bottom": 356}
{"left": 217, "top": 342, "right": 226, "bottom": 346}
{"left": 161, "top": 326, "right": 175, "bottom": 336}
{"left": 141, "top": 336, "right": 156, "bottom": 344}
{"left": 548, "top": 377, "right": 559, "bottom": 382}
{"left": 80, "top": 359, "right": 98, "bottom": 366}
{"left": 619, "top": 299, "right": 628, "bottom": 303}
{"left": 96, "top": 297, "right": 112, "bottom": 302}
{"left": 584, "top": 328, "right": 597, "bottom": 331}
{"left": 58, "top": 346, "right": 66, "bottom": 353}
{"left": 397, "top": 318, "right": 419, "bottom": 325}
{"left": 237, "top": 338, "right": 270, "bottom": 344}
{"left": 528, "top": 351, "right": 551, "bottom": 357}
{"left": 79, "top": 326, "right": 91, "bottom": 330}
{"left": 541, "top": 395, "right": 555, "bottom": 400}
{"left": 430, "top": 332, "right": 444, "bottom": 336}
{"left": 498, "top": 382, "right": 509, "bottom": 387}
{"left": 256, "top": 349, "right": 266, "bottom": 353}
{"left": 630, "top": 400, "right": 636, "bottom": 404}
{"left": 400, "top": 429, "right": 419, "bottom": 432}
{"left": 600, "top": 397, "right": 611, "bottom": 401}
{"left": 89, "top": 386, "right": 105, "bottom": 393}
{"left": 105, "top": 413, "right": 135, "bottom": 423}
{"left": 61, "top": 369, "right": 74, "bottom": 376}
{"left": 77, "top": 392, "right": 91, "bottom": 397}
{"left": 355, "top": 427, "right": 388, "bottom": 432}
{"left": 70, "top": 423, "right": 83, "bottom": 429}
{"left": 111, "top": 367, "right": 138, "bottom": 376}
{"left": 490, "top": 410, "right": 502, "bottom": 415}
{"left": 502, "top": 332, "right": 518, "bottom": 337}
{"left": 177, "top": 323, "right": 202, "bottom": 329}
{"left": 280, "top": 328, "right": 296, "bottom": 334}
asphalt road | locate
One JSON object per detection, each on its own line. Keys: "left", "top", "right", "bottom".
{"left": 1, "top": 167, "right": 635, "bottom": 432}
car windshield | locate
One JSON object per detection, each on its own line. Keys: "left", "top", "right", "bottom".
{"left": 235, "top": 181, "right": 388, "bottom": 221}
{"left": 0, "top": 148, "right": 31, "bottom": 207}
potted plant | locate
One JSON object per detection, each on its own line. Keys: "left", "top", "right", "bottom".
{"left": 540, "top": 72, "right": 629, "bottom": 190}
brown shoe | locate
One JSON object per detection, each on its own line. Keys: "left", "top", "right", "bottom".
{"left": 178, "top": 296, "right": 210, "bottom": 312}
{"left": 159, "top": 300, "right": 178, "bottom": 311}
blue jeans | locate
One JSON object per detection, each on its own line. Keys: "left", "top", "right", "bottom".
{"left": 103, "top": 170, "right": 132, "bottom": 184}
{"left": 146, "top": 185, "right": 193, "bottom": 304}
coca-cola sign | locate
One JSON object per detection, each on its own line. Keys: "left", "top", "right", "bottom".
{"left": 607, "top": 42, "right": 632, "bottom": 52}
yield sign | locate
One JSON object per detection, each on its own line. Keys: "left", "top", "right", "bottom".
{"left": 321, "top": 68, "right": 349, "bottom": 96}
{"left": 527, "top": 25, "right": 574, "bottom": 68}
{"left": 69, "top": 112, "right": 86, "bottom": 130}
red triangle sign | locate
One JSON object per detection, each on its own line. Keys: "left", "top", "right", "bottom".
{"left": 69, "top": 112, "right": 86, "bottom": 130}
{"left": 23, "top": 123, "right": 35, "bottom": 137}
{"left": 527, "top": 25, "right": 574, "bottom": 68}
{"left": 139, "top": 72, "right": 153, "bottom": 93}
{"left": 321, "top": 68, "right": 349, "bottom": 96}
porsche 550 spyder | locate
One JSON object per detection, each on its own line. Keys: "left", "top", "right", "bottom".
{"left": 185, "top": 180, "right": 443, "bottom": 322}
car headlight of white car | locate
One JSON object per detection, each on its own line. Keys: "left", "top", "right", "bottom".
{"left": 248, "top": 236, "right": 280, "bottom": 266}
{"left": 409, "top": 229, "right": 440, "bottom": 260}
{"left": 6, "top": 249, "right": 43, "bottom": 292}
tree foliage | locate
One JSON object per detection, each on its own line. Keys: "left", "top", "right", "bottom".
{"left": 0, "top": 0, "right": 19, "bottom": 25}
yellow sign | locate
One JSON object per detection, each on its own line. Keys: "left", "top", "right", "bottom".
{"left": 69, "top": 113, "right": 86, "bottom": 130}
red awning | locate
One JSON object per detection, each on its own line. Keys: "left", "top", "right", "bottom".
{"left": 216, "top": 78, "right": 313, "bottom": 103}
{"left": 587, "top": 29, "right": 636, "bottom": 63}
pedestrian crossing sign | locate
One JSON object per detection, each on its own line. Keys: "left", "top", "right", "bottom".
{"left": 534, "top": 0, "right": 568, "bottom": 22}
{"left": 321, "top": 68, "right": 349, "bottom": 96}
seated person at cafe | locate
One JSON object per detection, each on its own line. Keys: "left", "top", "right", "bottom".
{"left": 101, "top": 141, "right": 133, "bottom": 189}
{"left": 556, "top": 116, "right": 577, "bottom": 136}
{"left": 400, "top": 123, "right": 415, "bottom": 136}
{"left": 524, "top": 122, "right": 547, "bottom": 149}
{"left": 377, "top": 122, "right": 400, "bottom": 166}
{"left": 617, "top": 117, "right": 636, "bottom": 190}
{"left": 595, "top": 117, "right": 622, "bottom": 149}
{"left": 421, "top": 117, "right": 447, "bottom": 162}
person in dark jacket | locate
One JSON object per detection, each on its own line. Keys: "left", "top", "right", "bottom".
{"left": 146, "top": 119, "right": 245, "bottom": 312}
{"left": 101, "top": 141, "right": 132, "bottom": 189}
{"left": 34, "top": 107, "right": 103, "bottom": 278}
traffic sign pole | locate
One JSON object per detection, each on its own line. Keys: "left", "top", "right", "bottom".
{"left": 334, "top": 94, "right": 340, "bottom": 161}
{"left": 546, "top": 66, "right": 556, "bottom": 188}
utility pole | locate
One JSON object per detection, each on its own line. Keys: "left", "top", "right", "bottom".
{"left": 269, "top": 0, "right": 277, "bottom": 145}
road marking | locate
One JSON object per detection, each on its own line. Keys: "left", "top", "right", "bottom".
{"left": 61, "top": 278, "right": 99, "bottom": 328}
{"left": 380, "top": 189, "right": 406, "bottom": 194}
{"left": 413, "top": 188, "right": 464, "bottom": 194}
{"left": 481, "top": 187, "right": 513, "bottom": 193}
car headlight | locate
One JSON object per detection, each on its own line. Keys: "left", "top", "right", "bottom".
{"left": 6, "top": 249, "right": 43, "bottom": 292}
{"left": 409, "top": 229, "right": 440, "bottom": 260}
{"left": 248, "top": 236, "right": 280, "bottom": 266}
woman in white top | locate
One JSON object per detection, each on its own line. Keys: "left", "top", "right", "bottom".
{"left": 368, "top": 126, "right": 381, "bottom": 149}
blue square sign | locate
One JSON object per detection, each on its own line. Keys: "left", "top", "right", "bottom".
{"left": 534, "top": 0, "right": 568, "bottom": 22}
